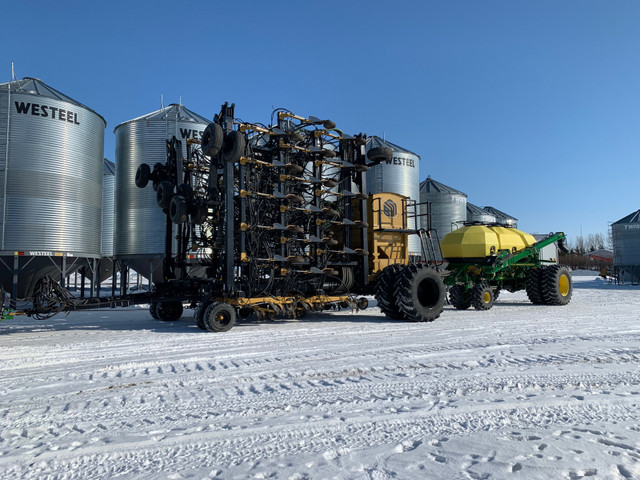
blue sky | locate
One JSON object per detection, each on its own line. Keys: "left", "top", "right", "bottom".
{"left": 3, "top": 0, "right": 639, "bottom": 245}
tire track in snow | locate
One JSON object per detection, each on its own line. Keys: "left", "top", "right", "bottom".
{"left": 1, "top": 399, "right": 638, "bottom": 479}
{"left": 3, "top": 332, "right": 638, "bottom": 398}
{"left": 1, "top": 363, "right": 638, "bottom": 462}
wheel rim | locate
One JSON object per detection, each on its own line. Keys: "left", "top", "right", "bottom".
{"left": 216, "top": 312, "right": 231, "bottom": 327}
{"left": 558, "top": 274, "right": 570, "bottom": 297}
{"left": 483, "top": 291, "right": 491, "bottom": 304}
{"left": 216, "top": 313, "right": 230, "bottom": 327}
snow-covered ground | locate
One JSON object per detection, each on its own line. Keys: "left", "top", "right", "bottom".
{"left": 1, "top": 274, "right": 639, "bottom": 480}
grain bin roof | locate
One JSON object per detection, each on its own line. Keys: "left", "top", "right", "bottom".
{"left": 483, "top": 206, "right": 518, "bottom": 222}
{"left": 612, "top": 209, "right": 640, "bottom": 225}
{"left": 419, "top": 176, "right": 466, "bottom": 196}
{"left": 366, "top": 136, "right": 420, "bottom": 158}
{"left": 115, "top": 103, "right": 210, "bottom": 132}
{"left": 103, "top": 158, "right": 115, "bottom": 175}
{"left": 467, "top": 202, "right": 491, "bottom": 215}
{"left": 1, "top": 77, "right": 106, "bottom": 126}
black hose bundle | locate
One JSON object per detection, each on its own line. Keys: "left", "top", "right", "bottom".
{"left": 31, "top": 275, "right": 76, "bottom": 320}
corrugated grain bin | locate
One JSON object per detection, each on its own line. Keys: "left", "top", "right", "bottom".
{"left": 365, "top": 136, "right": 420, "bottom": 257}
{"left": 419, "top": 176, "right": 467, "bottom": 238}
{"left": 113, "top": 104, "right": 209, "bottom": 282}
{"left": 612, "top": 209, "right": 640, "bottom": 283}
{"left": 0, "top": 77, "right": 105, "bottom": 254}
{"left": 0, "top": 77, "right": 106, "bottom": 296}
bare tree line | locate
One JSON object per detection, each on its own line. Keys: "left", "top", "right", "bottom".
{"left": 560, "top": 232, "right": 611, "bottom": 271}
{"left": 565, "top": 232, "right": 608, "bottom": 255}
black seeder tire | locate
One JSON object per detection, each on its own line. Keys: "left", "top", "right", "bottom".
{"left": 149, "top": 302, "right": 159, "bottom": 320}
{"left": 156, "top": 301, "right": 183, "bottom": 321}
{"left": 156, "top": 181, "right": 174, "bottom": 209}
{"left": 525, "top": 267, "right": 545, "bottom": 305}
{"left": 470, "top": 283, "right": 495, "bottom": 311}
{"left": 135, "top": 163, "right": 151, "bottom": 188}
{"left": 541, "top": 265, "right": 573, "bottom": 305}
{"left": 194, "top": 301, "right": 212, "bottom": 331}
{"left": 375, "top": 264, "right": 405, "bottom": 319}
{"left": 169, "top": 195, "right": 189, "bottom": 224}
{"left": 222, "top": 130, "right": 246, "bottom": 163}
{"left": 201, "top": 122, "right": 224, "bottom": 157}
{"left": 366, "top": 146, "right": 393, "bottom": 164}
{"left": 449, "top": 284, "right": 471, "bottom": 310}
{"left": 395, "top": 265, "right": 446, "bottom": 322}
{"left": 204, "top": 302, "right": 236, "bottom": 332}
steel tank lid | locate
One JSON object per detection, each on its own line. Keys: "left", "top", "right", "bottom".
{"left": 1, "top": 77, "right": 106, "bottom": 127}
{"left": 419, "top": 176, "right": 467, "bottom": 196}
{"left": 612, "top": 209, "right": 640, "bottom": 225}
{"left": 114, "top": 104, "right": 210, "bottom": 133}
{"left": 483, "top": 206, "right": 518, "bottom": 222}
{"left": 366, "top": 136, "right": 420, "bottom": 158}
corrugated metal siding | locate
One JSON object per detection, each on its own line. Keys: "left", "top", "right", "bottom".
{"left": 419, "top": 178, "right": 467, "bottom": 243}
{"left": 0, "top": 89, "right": 104, "bottom": 255}
{"left": 0, "top": 89, "right": 7, "bottom": 241}
{"left": 613, "top": 223, "right": 640, "bottom": 267}
{"left": 420, "top": 190, "right": 467, "bottom": 237}
{"left": 102, "top": 160, "right": 115, "bottom": 256}
{"left": 113, "top": 114, "right": 208, "bottom": 257}
{"left": 366, "top": 140, "right": 421, "bottom": 256}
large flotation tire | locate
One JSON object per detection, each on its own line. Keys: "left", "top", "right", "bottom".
{"left": 375, "top": 264, "right": 405, "bottom": 319}
{"left": 525, "top": 267, "right": 545, "bottom": 305}
{"left": 541, "top": 265, "right": 573, "bottom": 305}
{"left": 395, "top": 265, "right": 446, "bottom": 322}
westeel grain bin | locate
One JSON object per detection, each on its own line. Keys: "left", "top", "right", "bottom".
{"left": 0, "top": 77, "right": 106, "bottom": 297}
{"left": 419, "top": 177, "right": 467, "bottom": 241}
{"left": 483, "top": 206, "right": 517, "bottom": 228}
{"left": 612, "top": 209, "right": 640, "bottom": 283}
{"left": 467, "top": 202, "right": 497, "bottom": 225}
{"left": 113, "top": 104, "right": 209, "bottom": 282}
{"left": 366, "top": 136, "right": 420, "bottom": 257}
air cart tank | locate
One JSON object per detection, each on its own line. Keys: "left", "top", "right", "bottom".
{"left": 440, "top": 225, "right": 536, "bottom": 261}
